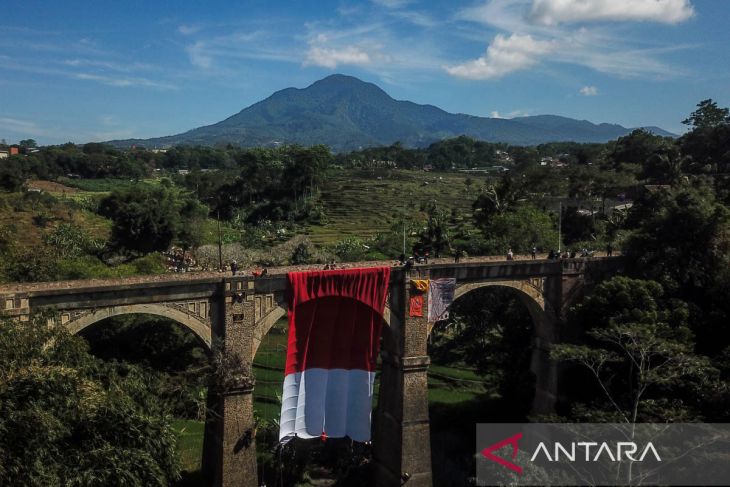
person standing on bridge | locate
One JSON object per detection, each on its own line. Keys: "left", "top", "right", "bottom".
{"left": 231, "top": 260, "right": 238, "bottom": 276}
{"left": 531, "top": 245, "right": 537, "bottom": 260}
{"left": 606, "top": 242, "right": 613, "bottom": 257}
{"left": 507, "top": 248, "right": 514, "bottom": 261}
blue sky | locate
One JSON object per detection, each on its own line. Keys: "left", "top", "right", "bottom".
{"left": 1, "top": 0, "right": 729, "bottom": 145}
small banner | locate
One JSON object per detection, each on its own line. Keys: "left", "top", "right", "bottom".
{"left": 428, "top": 278, "right": 456, "bottom": 322}
{"left": 409, "top": 294, "right": 424, "bottom": 317}
{"left": 411, "top": 279, "right": 430, "bottom": 292}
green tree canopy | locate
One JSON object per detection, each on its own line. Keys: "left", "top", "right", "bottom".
{"left": 99, "top": 186, "right": 206, "bottom": 255}
{"left": 0, "top": 315, "right": 180, "bottom": 485}
{"left": 682, "top": 99, "right": 730, "bottom": 130}
{"left": 623, "top": 181, "right": 730, "bottom": 359}
{"left": 475, "top": 204, "right": 557, "bottom": 254}
{"left": 554, "top": 277, "right": 718, "bottom": 422}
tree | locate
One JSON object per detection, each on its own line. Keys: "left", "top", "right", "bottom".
{"left": 682, "top": 99, "right": 730, "bottom": 130}
{"left": 0, "top": 315, "right": 180, "bottom": 485}
{"left": 609, "top": 129, "right": 668, "bottom": 168}
{"left": 0, "top": 157, "right": 26, "bottom": 192}
{"left": 19, "top": 139, "right": 37, "bottom": 149}
{"left": 473, "top": 203, "right": 557, "bottom": 255}
{"left": 679, "top": 119, "right": 730, "bottom": 176}
{"left": 99, "top": 187, "right": 181, "bottom": 255}
{"left": 623, "top": 181, "right": 730, "bottom": 363}
{"left": 415, "top": 202, "right": 450, "bottom": 257}
{"left": 641, "top": 146, "right": 684, "bottom": 183}
{"left": 561, "top": 206, "right": 595, "bottom": 245}
{"left": 177, "top": 198, "right": 209, "bottom": 252}
{"left": 472, "top": 175, "right": 525, "bottom": 228}
{"left": 553, "top": 277, "right": 718, "bottom": 423}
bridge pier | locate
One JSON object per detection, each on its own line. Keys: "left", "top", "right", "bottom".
{"left": 203, "top": 281, "right": 259, "bottom": 487}
{"left": 373, "top": 270, "right": 433, "bottom": 487}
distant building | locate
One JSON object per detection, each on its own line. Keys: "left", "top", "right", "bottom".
{"left": 496, "top": 150, "right": 514, "bottom": 163}
{"left": 0, "top": 151, "right": 8, "bottom": 159}
{"left": 150, "top": 149, "right": 168, "bottom": 154}
{"left": 178, "top": 169, "right": 190, "bottom": 175}
{"left": 9, "top": 147, "right": 19, "bottom": 156}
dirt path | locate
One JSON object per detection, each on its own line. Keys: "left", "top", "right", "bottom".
{"left": 26, "top": 180, "right": 79, "bottom": 193}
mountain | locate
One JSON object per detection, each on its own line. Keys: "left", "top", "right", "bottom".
{"left": 108, "top": 74, "right": 675, "bottom": 151}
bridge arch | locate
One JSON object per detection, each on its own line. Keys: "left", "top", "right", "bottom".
{"left": 447, "top": 279, "right": 556, "bottom": 342}
{"left": 65, "top": 303, "right": 212, "bottom": 350}
{"left": 252, "top": 305, "right": 287, "bottom": 357}
{"left": 428, "top": 278, "right": 558, "bottom": 414}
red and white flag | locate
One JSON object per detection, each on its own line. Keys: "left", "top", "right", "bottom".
{"left": 279, "top": 267, "right": 391, "bottom": 442}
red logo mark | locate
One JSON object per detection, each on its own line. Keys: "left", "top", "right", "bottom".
{"left": 480, "top": 432, "right": 523, "bottom": 475}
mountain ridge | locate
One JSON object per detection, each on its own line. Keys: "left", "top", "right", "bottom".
{"left": 108, "top": 74, "right": 675, "bottom": 151}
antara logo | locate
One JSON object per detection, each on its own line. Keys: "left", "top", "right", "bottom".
{"left": 481, "top": 433, "right": 661, "bottom": 474}
{"left": 481, "top": 433, "right": 524, "bottom": 475}
{"left": 530, "top": 441, "right": 661, "bottom": 462}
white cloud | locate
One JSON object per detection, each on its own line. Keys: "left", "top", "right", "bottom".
{"left": 446, "top": 33, "right": 553, "bottom": 79}
{"left": 490, "top": 109, "right": 529, "bottom": 118}
{"left": 305, "top": 45, "right": 372, "bottom": 68}
{"left": 0, "top": 117, "right": 38, "bottom": 132}
{"left": 186, "top": 41, "right": 213, "bottom": 69}
{"left": 554, "top": 28, "right": 686, "bottom": 77}
{"left": 178, "top": 24, "right": 201, "bottom": 35}
{"left": 372, "top": 0, "right": 414, "bottom": 8}
{"left": 452, "top": 2, "right": 693, "bottom": 79}
{"left": 580, "top": 85, "right": 598, "bottom": 96}
{"left": 74, "top": 73, "right": 176, "bottom": 90}
{"left": 529, "top": 0, "right": 695, "bottom": 26}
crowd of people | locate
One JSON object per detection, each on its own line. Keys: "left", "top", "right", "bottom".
{"left": 164, "top": 241, "right": 615, "bottom": 277}
{"left": 163, "top": 247, "right": 199, "bottom": 272}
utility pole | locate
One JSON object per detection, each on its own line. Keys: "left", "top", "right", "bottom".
{"left": 558, "top": 201, "right": 562, "bottom": 254}
{"left": 402, "top": 203, "right": 406, "bottom": 257}
{"left": 217, "top": 210, "right": 223, "bottom": 271}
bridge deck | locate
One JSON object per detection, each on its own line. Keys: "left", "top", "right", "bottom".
{"left": 0, "top": 253, "right": 617, "bottom": 295}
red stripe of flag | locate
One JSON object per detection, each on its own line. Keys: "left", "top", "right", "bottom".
{"left": 285, "top": 267, "right": 391, "bottom": 375}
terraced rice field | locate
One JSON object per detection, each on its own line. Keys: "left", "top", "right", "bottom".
{"left": 305, "top": 169, "right": 478, "bottom": 246}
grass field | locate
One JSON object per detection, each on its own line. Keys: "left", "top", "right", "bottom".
{"left": 172, "top": 419, "right": 205, "bottom": 474}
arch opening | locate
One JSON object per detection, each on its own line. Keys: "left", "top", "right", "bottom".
{"left": 252, "top": 296, "right": 390, "bottom": 486}
{"left": 67, "top": 303, "right": 212, "bottom": 351}
{"left": 77, "top": 313, "right": 213, "bottom": 486}
{"left": 427, "top": 284, "right": 549, "bottom": 486}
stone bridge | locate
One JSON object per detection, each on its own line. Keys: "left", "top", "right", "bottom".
{"left": 0, "top": 257, "right": 623, "bottom": 487}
